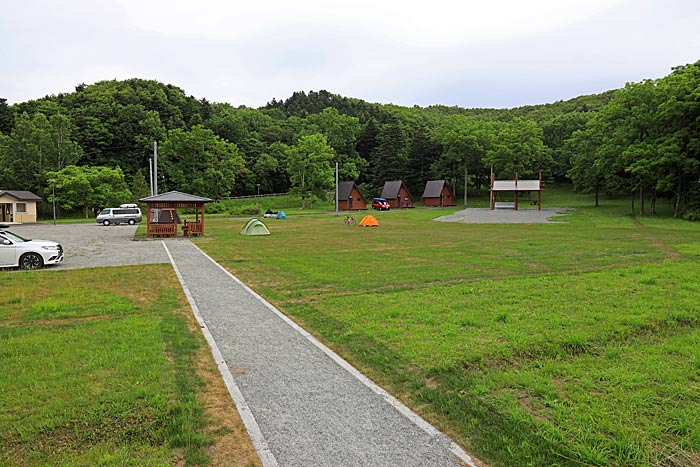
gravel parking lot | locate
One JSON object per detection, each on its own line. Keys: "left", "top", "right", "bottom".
{"left": 7, "top": 223, "right": 172, "bottom": 270}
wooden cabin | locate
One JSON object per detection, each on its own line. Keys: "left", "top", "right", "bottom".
{"left": 380, "top": 181, "right": 414, "bottom": 208}
{"left": 338, "top": 181, "right": 367, "bottom": 210}
{"left": 422, "top": 180, "right": 456, "bottom": 207}
{"left": 0, "top": 190, "right": 42, "bottom": 223}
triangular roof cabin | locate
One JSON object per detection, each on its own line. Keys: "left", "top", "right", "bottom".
{"left": 338, "top": 181, "right": 367, "bottom": 211}
{"left": 380, "top": 181, "right": 414, "bottom": 208}
{"left": 422, "top": 180, "right": 456, "bottom": 207}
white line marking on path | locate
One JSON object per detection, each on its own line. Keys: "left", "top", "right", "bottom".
{"left": 189, "top": 242, "right": 478, "bottom": 467}
{"left": 162, "top": 241, "right": 279, "bottom": 467}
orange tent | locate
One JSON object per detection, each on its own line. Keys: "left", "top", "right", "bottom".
{"left": 359, "top": 215, "right": 379, "bottom": 227}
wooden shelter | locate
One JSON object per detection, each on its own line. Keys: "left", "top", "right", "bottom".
{"left": 338, "top": 181, "right": 367, "bottom": 210}
{"left": 139, "top": 191, "right": 212, "bottom": 237}
{"left": 380, "top": 180, "right": 414, "bottom": 208}
{"left": 422, "top": 180, "right": 456, "bottom": 207}
{"left": 490, "top": 172, "right": 543, "bottom": 210}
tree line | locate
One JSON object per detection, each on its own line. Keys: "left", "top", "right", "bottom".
{"left": 0, "top": 61, "right": 698, "bottom": 218}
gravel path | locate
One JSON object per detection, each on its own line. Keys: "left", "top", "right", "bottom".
{"left": 434, "top": 207, "right": 571, "bottom": 224}
{"left": 165, "top": 240, "right": 474, "bottom": 467}
{"left": 8, "top": 223, "right": 169, "bottom": 270}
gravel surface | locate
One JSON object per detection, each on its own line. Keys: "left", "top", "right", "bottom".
{"left": 7, "top": 223, "right": 170, "bottom": 270}
{"left": 434, "top": 207, "right": 572, "bottom": 224}
{"left": 166, "top": 241, "right": 466, "bottom": 467}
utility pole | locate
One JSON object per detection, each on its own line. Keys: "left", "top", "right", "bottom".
{"left": 335, "top": 162, "right": 339, "bottom": 216}
{"left": 153, "top": 141, "right": 158, "bottom": 195}
{"left": 149, "top": 158, "right": 154, "bottom": 196}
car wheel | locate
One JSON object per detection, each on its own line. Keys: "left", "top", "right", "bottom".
{"left": 20, "top": 252, "right": 44, "bottom": 270}
{"left": 128, "top": 219, "right": 135, "bottom": 225}
{"left": 103, "top": 220, "right": 110, "bottom": 226}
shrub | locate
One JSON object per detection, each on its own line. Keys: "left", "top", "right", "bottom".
{"left": 230, "top": 203, "right": 258, "bottom": 216}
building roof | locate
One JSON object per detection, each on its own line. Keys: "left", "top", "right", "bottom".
{"left": 338, "top": 181, "right": 364, "bottom": 200}
{"left": 0, "top": 190, "right": 42, "bottom": 201}
{"left": 139, "top": 191, "right": 213, "bottom": 203}
{"left": 492, "top": 180, "right": 541, "bottom": 191}
{"left": 380, "top": 181, "right": 405, "bottom": 199}
{"left": 422, "top": 180, "right": 449, "bottom": 198}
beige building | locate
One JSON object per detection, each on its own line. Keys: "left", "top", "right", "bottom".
{"left": 0, "top": 191, "right": 42, "bottom": 223}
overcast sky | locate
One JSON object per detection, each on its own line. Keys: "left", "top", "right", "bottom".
{"left": 2, "top": 0, "right": 699, "bottom": 109}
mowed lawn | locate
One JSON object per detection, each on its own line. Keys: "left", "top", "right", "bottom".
{"left": 0, "top": 265, "right": 260, "bottom": 467}
{"left": 195, "top": 190, "right": 700, "bottom": 467}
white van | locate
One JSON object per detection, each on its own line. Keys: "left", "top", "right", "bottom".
{"left": 96, "top": 205, "right": 142, "bottom": 226}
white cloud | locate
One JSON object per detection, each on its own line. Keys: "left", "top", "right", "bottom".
{"left": 112, "top": 0, "right": 624, "bottom": 46}
{"left": 1, "top": 0, "right": 699, "bottom": 107}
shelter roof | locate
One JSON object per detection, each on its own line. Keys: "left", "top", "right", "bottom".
{"left": 422, "top": 180, "right": 447, "bottom": 198}
{"left": 0, "top": 190, "right": 42, "bottom": 201}
{"left": 492, "top": 180, "right": 541, "bottom": 191}
{"left": 380, "top": 181, "right": 404, "bottom": 199}
{"left": 139, "top": 191, "right": 213, "bottom": 203}
{"left": 338, "top": 181, "right": 362, "bottom": 200}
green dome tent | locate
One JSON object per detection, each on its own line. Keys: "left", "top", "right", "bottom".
{"left": 276, "top": 211, "right": 287, "bottom": 220}
{"left": 241, "top": 218, "right": 271, "bottom": 236}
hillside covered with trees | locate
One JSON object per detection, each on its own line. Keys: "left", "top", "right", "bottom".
{"left": 0, "top": 60, "right": 698, "bottom": 218}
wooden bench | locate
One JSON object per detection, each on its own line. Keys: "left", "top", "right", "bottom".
{"left": 182, "top": 220, "right": 203, "bottom": 237}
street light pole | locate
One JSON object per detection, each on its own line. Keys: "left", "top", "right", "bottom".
{"left": 51, "top": 180, "right": 56, "bottom": 225}
{"left": 256, "top": 184, "right": 261, "bottom": 217}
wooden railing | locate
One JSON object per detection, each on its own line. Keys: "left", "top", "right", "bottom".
{"left": 147, "top": 223, "right": 177, "bottom": 237}
{"left": 182, "top": 221, "right": 203, "bottom": 237}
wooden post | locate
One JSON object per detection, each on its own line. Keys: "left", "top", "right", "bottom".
{"left": 539, "top": 171, "right": 542, "bottom": 211}
{"left": 146, "top": 204, "right": 151, "bottom": 237}
{"left": 514, "top": 172, "right": 519, "bottom": 210}
{"left": 490, "top": 172, "right": 495, "bottom": 210}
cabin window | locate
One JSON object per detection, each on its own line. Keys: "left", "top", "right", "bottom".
{"left": 16, "top": 203, "right": 27, "bottom": 213}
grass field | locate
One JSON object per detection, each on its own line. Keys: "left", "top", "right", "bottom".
{"left": 194, "top": 186, "right": 700, "bottom": 467}
{"left": 0, "top": 265, "right": 260, "bottom": 467}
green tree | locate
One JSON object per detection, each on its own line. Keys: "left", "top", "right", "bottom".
{"left": 368, "top": 119, "right": 411, "bottom": 189}
{"left": 485, "top": 118, "right": 551, "bottom": 179}
{"left": 130, "top": 168, "right": 151, "bottom": 201}
{"left": 305, "top": 107, "right": 365, "bottom": 181}
{"left": 47, "top": 165, "right": 132, "bottom": 218}
{"left": 0, "top": 98, "right": 12, "bottom": 134}
{"left": 159, "top": 125, "right": 245, "bottom": 200}
{"left": 286, "top": 134, "right": 335, "bottom": 208}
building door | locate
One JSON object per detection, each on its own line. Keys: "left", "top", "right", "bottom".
{"left": 1, "top": 204, "right": 12, "bottom": 222}
{"left": 348, "top": 196, "right": 353, "bottom": 209}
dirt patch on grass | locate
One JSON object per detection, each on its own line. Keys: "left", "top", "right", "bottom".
{"left": 632, "top": 217, "right": 684, "bottom": 261}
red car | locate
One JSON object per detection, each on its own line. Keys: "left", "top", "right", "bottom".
{"left": 372, "top": 198, "right": 390, "bottom": 210}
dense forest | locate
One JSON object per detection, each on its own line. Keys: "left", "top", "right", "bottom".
{"left": 0, "top": 60, "right": 698, "bottom": 218}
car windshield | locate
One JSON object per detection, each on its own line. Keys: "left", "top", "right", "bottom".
{"left": 1, "top": 231, "right": 29, "bottom": 242}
